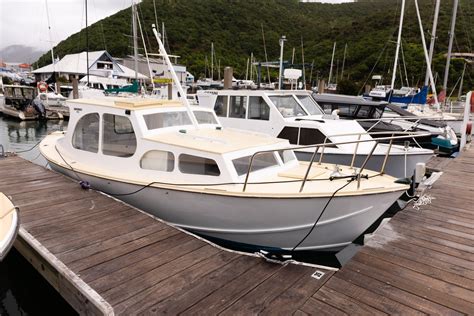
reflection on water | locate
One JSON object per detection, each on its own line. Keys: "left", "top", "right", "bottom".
{"left": 0, "top": 116, "right": 76, "bottom": 316}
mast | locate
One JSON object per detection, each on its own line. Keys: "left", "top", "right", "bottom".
{"left": 135, "top": 5, "right": 154, "bottom": 90}
{"left": 85, "top": 0, "right": 89, "bottom": 85}
{"left": 245, "top": 57, "right": 249, "bottom": 81}
{"left": 390, "top": 0, "right": 406, "bottom": 90}
{"left": 45, "top": 0, "right": 55, "bottom": 73}
{"left": 278, "top": 35, "right": 287, "bottom": 90}
{"left": 424, "top": 0, "right": 440, "bottom": 87}
{"left": 132, "top": 1, "right": 138, "bottom": 81}
{"left": 458, "top": 61, "right": 466, "bottom": 100}
{"left": 328, "top": 42, "right": 336, "bottom": 85}
{"left": 301, "top": 37, "right": 305, "bottom": 88}
{"left": 211, "top": 42, "right": 214, "bottom": 80}
{"left": 442, "top": 0, "right": 459, "bottom": 93}
{"left": 341, "top": 43, "right": 347, "bottom": 81}
{"left": 414, "top": 0, "right": 438, "bottom": 107}
{"left": 152, "top": 25, "right": 198, "bottom": 128}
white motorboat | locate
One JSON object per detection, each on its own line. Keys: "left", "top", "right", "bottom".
{"left": 39, "top": 24, "right": 410, "bottom": 253}
{"left": 40, "top": 96, "right": 410, "bottom": 252}
{"left": 0, "top": 84, "right": 63, "bottom": 120}
{"left": 0, "top": 192, "right": 19, "bottom": 261}
{"left": 197, "top": 89, "right": 433, "bottom": 178}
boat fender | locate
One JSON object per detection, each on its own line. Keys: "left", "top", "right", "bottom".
{"left": 394, "top": 177, "right": 411, "bottom": 185}
{"left": 37, "top": 81, "right": 48, "bottom": 92}
{"left": 32, "top": 99, "right": 46, "bottom": 119}
{"left": 79, "top": 180, "right": 91, "bottom": 190}
{"left": 466, "top": 121, "right": 472, "bottom": 135}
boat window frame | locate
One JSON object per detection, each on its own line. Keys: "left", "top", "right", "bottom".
{"left": 140, "top": 150, "right": 175, "bottom": 172}
{"left": 72, "top": 112, "right": 101, "bottom": 153}
{"left": 101, "top": 113, "right": 137, "bottom": 158}
{"left": 178, "top": 153, "right": 221, "bottom": 177}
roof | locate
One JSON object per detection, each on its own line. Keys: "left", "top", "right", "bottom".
{"left": 145, "top": 128, "right": 288, "bottom": 154}
{"left": 312, "top": 93, "right": 386, "bottom": 106}
{"left": 68, "top": 98, "right": 183, "bottom": 110}
{"left": 32, "top": 50, "right": 148, "bottom": 79}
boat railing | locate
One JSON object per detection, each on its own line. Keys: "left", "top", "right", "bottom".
{"left": 242, "top": 131, "right": 431, "bottom": 193}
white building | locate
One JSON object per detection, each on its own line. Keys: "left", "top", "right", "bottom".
{"left": 32, "top": 50, "right": 148, "bottom": 82}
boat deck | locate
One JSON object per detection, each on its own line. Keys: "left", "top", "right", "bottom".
{"left": 0, "top": 147, "right": 473, "bottom": 315}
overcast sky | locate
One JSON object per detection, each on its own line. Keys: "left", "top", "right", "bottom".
{"left": 0, "top": 0, "right": 133, "bottom": 51}
{"left": 1, "top": 0, "right": 353, "bottom": 52}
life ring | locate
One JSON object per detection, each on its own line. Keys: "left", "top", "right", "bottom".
{"left": 37, "top": 81, "right": 48, "bottom": 92}
{"left": 470, "top": 92, "right": 474, "bottom": 113}
{"left": 466, "top": 121, "right": 472, "bottom": 135}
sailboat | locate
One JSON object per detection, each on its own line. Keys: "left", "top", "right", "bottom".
{"left": 40, "top": 25, "right": 410, "bottom": 253}
{"left": 0, "top": 193, "right": 19, "bottom": 261}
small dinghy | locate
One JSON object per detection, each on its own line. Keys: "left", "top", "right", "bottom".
{"left": 0, "top": 192, "right": 19, "bottom": 261}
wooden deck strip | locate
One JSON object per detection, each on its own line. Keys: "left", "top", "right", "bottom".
{"left": 1, "top": 156, "right": 332, "bottom": 315}
{"left": 2, "top": 145, "right": 474, "bottom": 315}
{"left": 310, "top": 147, "right": 474, "bottom": 314}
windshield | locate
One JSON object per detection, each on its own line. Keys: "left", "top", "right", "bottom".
{"left": 269, "top": 95, "right": 307, "bottom": 118}
{"left": 232, "top": 152, "right": 279, "bottom": 176}
{"left": 144, "top": 111, "right": 192, "bottom": 130}
{"left": 193, "top": 111, "right": 217, "bottom": 124}
{"left": 297, "top": 95, "right": 323, "bottom": 115}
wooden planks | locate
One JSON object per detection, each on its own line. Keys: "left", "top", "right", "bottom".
{"left": 298, "top": 148, "right": 474, "bottom": 315}
{"left": 1, "top": 156, "right": 333, "bottom": 315}
{"left": 2, "top": 146, "right": 473, "bottom": 315}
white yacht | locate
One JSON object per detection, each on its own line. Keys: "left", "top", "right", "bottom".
{"left": 0, "top": 193, "right": 19, "bottom": 261}
{"left": 39, "top": 24, "right": 411, "bottom": 253}
{"left": 197, "top": 89, "right": 433, "bottom": 178}
{"left": 40, "top": 96, "right": 410, "bottom": 252}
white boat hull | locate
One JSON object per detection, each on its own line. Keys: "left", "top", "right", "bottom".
{"left": 49, "top": 162, "right": 404, "bottom": 252}
{"left": 0, "top": 194, "right": 19, "bottom": 261}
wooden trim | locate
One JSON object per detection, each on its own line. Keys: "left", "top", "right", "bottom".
{"left": 14, "top": 227, "right": 115, "bottom": 316}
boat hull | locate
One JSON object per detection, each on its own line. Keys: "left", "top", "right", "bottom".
{"left": 48, "top": 162, "right": 404, "bottom": 252}
{"left": 0, "top": 195, "right": 19, "bottom": 262}
{"left": 296, "top": 150, "right": 433, "bottom": 179}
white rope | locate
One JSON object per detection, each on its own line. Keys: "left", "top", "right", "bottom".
{"left": 412, "top": 194, "right": 435, "bottom": 211}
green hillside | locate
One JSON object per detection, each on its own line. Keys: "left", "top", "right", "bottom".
{"left": 36, "top": 0, "right": 474, "bottom": 94}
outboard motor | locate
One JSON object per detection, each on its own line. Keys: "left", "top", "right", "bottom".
{"left": 32, "top": 98, "right": 46, "bottom": 119}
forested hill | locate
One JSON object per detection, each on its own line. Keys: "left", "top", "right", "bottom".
{"left": 36, "top": 0, "right": 473, "bottom": 93}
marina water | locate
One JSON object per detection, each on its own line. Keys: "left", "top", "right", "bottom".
{"left": 0, "top": 117, "right": 76, "bottom": 315}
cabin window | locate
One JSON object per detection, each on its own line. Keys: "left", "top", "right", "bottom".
{"left": 299, "top": 128, "right": 335, "bottom": 147}
{"left": 229, "top": 96, "right": 247, "bottom": 118}
{"left": 277, "top": 127, "right": 299, "bottom": 145}
{"left": 102, "top": 114, "right": 137, "bottom": 157}
{"left": 297, "top": 95, "right": 323, "bottom": 115}
{"left": 194, "top": 111, "right": 217, "bottom": 124}
{"left": 72, "top": 113, "right": 100, "bottom": 153}
{"left": 140, "top": 150, "right": 174, "bottom": 171}
{"left": 233, "top": 153, "right": 278, "bottom": 176}
{"left": 269, "top": 96, "right": 306, "bottom": 117}
{"left": 248, "top": 97, "right": 270, "bottom": 120}
{"left": 356, "top": 106, "right": 371, "bottom": 118}
{"left": 374, "top": 107, "right": 384, "bottom": 119}
{"left": 144, "top": 111, "right": 192, "bottom": 130}
{"left": 214, "top": 96, "right": 228, "bottom": 117}
{"left": 179, "top": 154, "right": 220, "bottom": 176}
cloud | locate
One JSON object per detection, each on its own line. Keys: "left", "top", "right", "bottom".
{"left": 0, "top": 0, "right": 133, "bottom": 52}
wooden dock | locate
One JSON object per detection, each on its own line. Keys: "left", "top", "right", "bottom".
{"left": 1, "top": 147, "right": 473, "bottom": 315}
{"left": 0, "top": 155, "right": 335, "bottom": 315}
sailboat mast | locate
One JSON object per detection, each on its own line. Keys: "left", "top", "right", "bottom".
{"left": 211, "top": 42, "right": 214, "bottom": 80}
{"left": 424, "top": 0, "right": 440, "bottom": 87}
{"left": 390, "top": 0, "right": 406, "bottom": 90}
{"left": 328, "top": 42, "right": 336, "bottom": 85}
{"left": 132, "top": 2, "right": 138, "bottom": 81}
{"left": 85, "top": 0, "right": 89, "bottom": 85}
{"left": 341, "top": 43, "right": 347, "bottom": 81}
{"left": 442, "top": 0, "right": 459, "bottom": 93}
{"left": 44, "top": 0, "right": 55, "bottom": 72}
{"left": 414, "top": 0, "right": 438, "bottom": 106}
{"left": 278, "top": 35, "right": 286, "bottom": 90}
